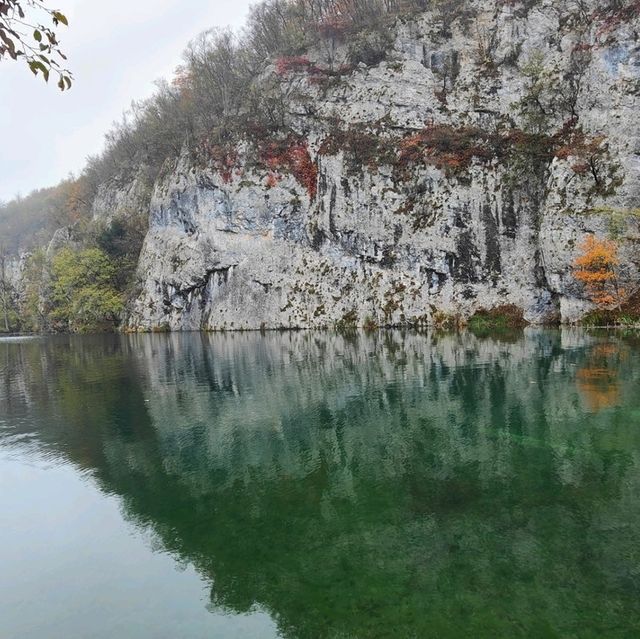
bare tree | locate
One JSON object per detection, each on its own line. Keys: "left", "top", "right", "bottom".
{"left": 0, "top": 247, "right": 14, "bottom": 333}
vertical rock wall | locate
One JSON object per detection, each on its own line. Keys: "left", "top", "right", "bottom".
{"left": 115, "top": 1, "right": 640, "bottom": 329}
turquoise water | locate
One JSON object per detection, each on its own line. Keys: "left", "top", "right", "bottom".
{"left": 1, "top": 330, "right": 640, "bottom": 638}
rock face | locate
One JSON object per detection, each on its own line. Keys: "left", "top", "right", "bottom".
{"left": 122, "top": 1, "right": 640, "bottom": 330}
{"left": 91, "top": 169, "right": 152, "bottom": 222}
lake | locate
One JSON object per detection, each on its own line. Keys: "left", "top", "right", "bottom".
{"left": 1, "top": 329, "right": 640, "bottom": 638}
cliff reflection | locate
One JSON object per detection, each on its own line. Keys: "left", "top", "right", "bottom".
{"left": 2, "top": 329, "right": 640, "bottom": 638}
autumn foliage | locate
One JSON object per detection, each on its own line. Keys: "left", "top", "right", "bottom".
{"left": 397, "top": 125, "right": 495, "bottom": 174}
{"left": 573, "top": 235, "right": 625, "bottom": 309}
{"left": 275, "top": 55, "right": 315, "bottom": 76}
{"left": 576, "top": 344, "right": 623, "bottom": 412}
{"left": 594, "top": 0, "right": 640, "bottom": 37}
{"left": 259, "top": 138, "right": 318, "bottom": 199}
{"left": 201, "top": 143, "right": 239, "bottom": 184}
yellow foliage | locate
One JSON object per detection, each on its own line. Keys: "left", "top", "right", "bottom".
{"left": 573, "top": 235, "right": 624, "bottom": 309}
{"left": 576, "top": 344, "right": 625, "bottom": 412}
{"left": 576, "top": 366, "right": 620, "bottom": 412}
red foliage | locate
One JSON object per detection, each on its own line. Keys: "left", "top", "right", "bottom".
{"left": 203, "top": 144, "right": 238, "bottom": 183}
{"left": 556, "top": 132, "right": 605, "bottom": 160}
{"left": 571, "top": 161, "right": 590, "bottom": 175}
{"left": 555, "top": 131, "right": 607, "bottom": 175}
{"left": 396, "top": 125, "right": 495, "bottom": 173}
{"left": 259, "top": 138, "right": 318, "bottom": 199}
{"left": 500, "top": 128, "right": 556, "bottom": 163}
{"left": 572, "top": 42, "right": 593, "bottom": 53}
{"left": 265, "top": 172, "right": 280, "bottom": 188}
{"left": 288, "top": 143, "right": 318, "bottom": 199}
{"left": 275, "top": 56, "right": 314, "bottom": 76}
{"left": 317, "top": 15, "right": 350, "bottom": 39}
{"left": 318, "top": 125, "right": 396, "bottom": 171}
{"left": 594, "top": 0, "right": 640, "bottom": 37}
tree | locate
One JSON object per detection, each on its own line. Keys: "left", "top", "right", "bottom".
{"left": 50, "top": 248, "right": 123, "bottom": 332}
{"left": 19, "top": 248, "right": 47, "bottom": 332}
{"left": 0, "top": 0, "right": 72, "bottom": 89}
{"left": 573, "top": 235, "right": 625, "bottom": 310}
{"left": 95, "top": 210, "right": 148, "bottom": 290}
{"left": 0, "top": 247, "right": 17, "bottom": 332}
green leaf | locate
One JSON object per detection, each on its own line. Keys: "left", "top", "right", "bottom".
{"left": 28, "top": 60, "right": 50, "bottom": 81}
{"left": 53, "top": 12, "right": 69, "bottom": 26}
{"left": 33, "top": 29, "right": 42, "bottom": 42}
{"left": 0, "top": 31, "right": 16, "bottom": 59}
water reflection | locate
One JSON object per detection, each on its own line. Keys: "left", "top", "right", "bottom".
{"left": 2, "top": 329, "right": 640, "bottom": 638}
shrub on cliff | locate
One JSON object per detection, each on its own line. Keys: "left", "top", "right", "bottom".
{"left": 573, "top": 235, "right": 627, "bottom": 311}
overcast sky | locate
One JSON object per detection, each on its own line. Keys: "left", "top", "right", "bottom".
{"left": 0, "top": 0, "right": 255, "bottom": 201}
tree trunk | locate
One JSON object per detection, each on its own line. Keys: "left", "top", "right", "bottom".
{"left": 0, "top": 254, "right": 12, "bottom": 332}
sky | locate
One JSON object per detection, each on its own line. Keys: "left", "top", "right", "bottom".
{"left": 0, "top": 0, "right": 255, "bottom": 202}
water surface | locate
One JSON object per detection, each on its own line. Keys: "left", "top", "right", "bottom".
{"left": 1, "top": 329, "right": 640, "bottom": 638}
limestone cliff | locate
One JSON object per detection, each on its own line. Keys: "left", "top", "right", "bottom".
{"left": 99, "top": 2, "right": 640, "bottom": 329}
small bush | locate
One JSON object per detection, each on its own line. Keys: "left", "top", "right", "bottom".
{"left": 319, "top": 124, "right": 396, "bottom": 174}
{"left": 258, "top": 137, "right": 318, "bottom": 199}
{"left": 363, "top": 315, "right": 378, "bottom": 332}
{"left": 275, "top": 55, "right": 313, "bottom": 75}
{"left": 198, "top": 143, "right": 239, "bottom": 183}
{"left": 336, "top": 309, "right": 359, "bottom": 331}
{"left": 582, "top": 290, "right": 640, "bottom": 326}
{"left": 432, "top": 310, "right": 462, "bottom": 330}
{"left": 468, "top": 305, "right": 528, "bottom": 331}
{"left": 573, "top": 235, "right": 626, "bottom": 309}
{"left": 555, "top": 131, "right": 622, "bottom": 197}
{"left": 395, "top": 124, "right": 498, "bottom": 176}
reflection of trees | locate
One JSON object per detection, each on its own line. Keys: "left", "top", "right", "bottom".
{"left": 576, "top": 343, "right": 625, "bottom": 412}
{"left": 2, "top": 330, "right": 640, "bottom": 637}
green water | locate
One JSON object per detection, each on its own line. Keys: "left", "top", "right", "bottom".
{"left": 1, "top": 330, "right": 640, "bottom": 638}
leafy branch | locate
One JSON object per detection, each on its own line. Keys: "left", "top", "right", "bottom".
{"left": 0, "top": 0, "right": 71, "bottom": 89}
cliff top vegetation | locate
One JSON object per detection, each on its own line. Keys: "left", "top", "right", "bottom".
{"left": 2, "top": 0, "right": 638, "bottom": 256}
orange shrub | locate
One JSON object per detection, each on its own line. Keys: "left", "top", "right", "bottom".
{"left": 573, "top": 235, "right": 625, "bottom": 309}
